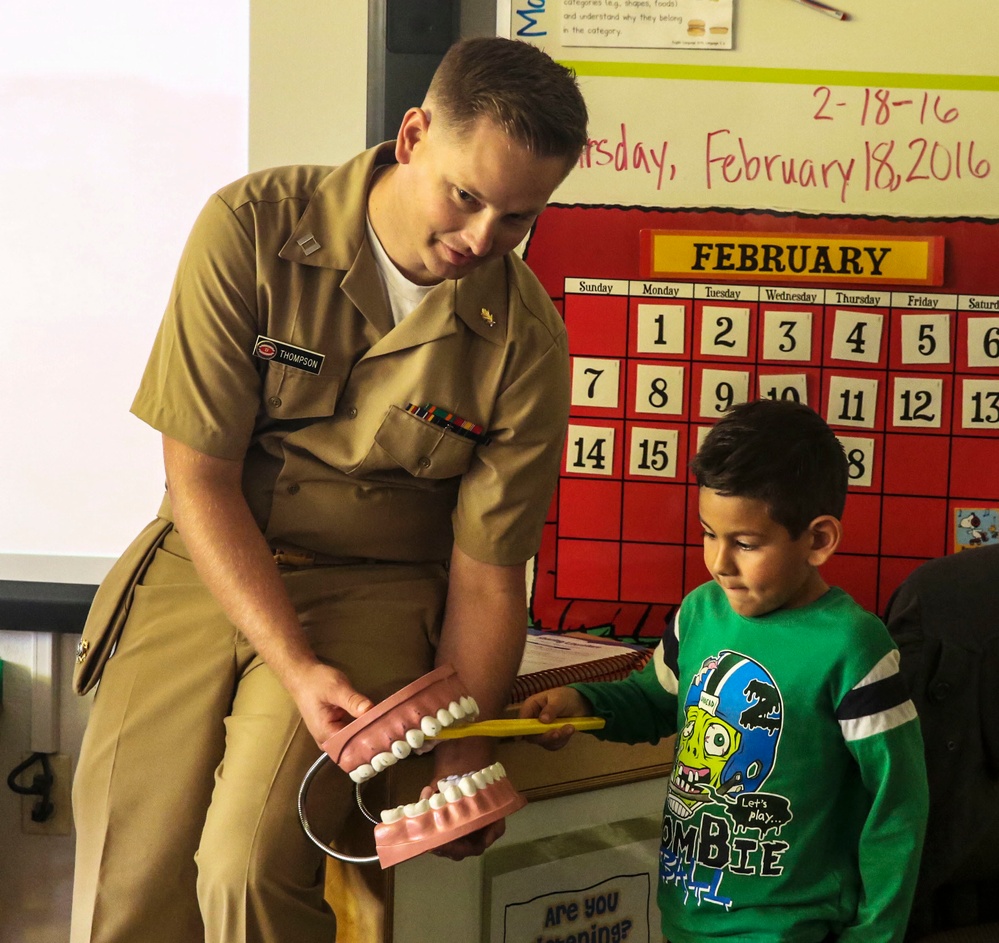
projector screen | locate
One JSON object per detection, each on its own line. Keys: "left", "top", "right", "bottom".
{"left": 0, "top": 1, "right": 249, "bottom": 583}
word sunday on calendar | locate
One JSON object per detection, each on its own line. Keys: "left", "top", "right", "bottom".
{"left": 523, "top": 207, "right": 999, "bottom": 640}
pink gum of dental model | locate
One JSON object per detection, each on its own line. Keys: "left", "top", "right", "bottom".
{"left": 374, "top": 773, "right": 526, "bottom": 868}
{"left": 321, "top": 665, "right": 472, "bottom": 775}
{"left": 318, "top": 664, "right": 527, "bottom": 868}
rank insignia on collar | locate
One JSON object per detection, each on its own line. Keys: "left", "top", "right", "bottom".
{"left": 480, "top": 307, "right": 495, "bottom": 328}
{"left": 297, "top": 233, "right": 321, "bottom": 256}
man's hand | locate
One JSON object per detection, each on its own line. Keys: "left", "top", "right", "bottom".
{"left": 428, "top": 817, "right": 506, "bottom": 861}
{"left": 421, "top": 735, "right": 506, "bottom": 860}
{"left": 518, "top": 686, "right": 592, "bottom": 751}
{"left": 287, "top": 662, "right": 375, "bottom": 746}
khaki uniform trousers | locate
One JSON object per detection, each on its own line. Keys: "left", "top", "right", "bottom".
{"left": 71, "top": 530, "right": 447, "bottom": 943}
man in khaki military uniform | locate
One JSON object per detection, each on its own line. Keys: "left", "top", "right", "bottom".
{"left": 70, "top": 37, "right": 588, "bottom": 943}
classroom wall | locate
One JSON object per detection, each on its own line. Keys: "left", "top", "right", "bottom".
{"left": 0, "top": 3, "right": 367, "bottom": 940}
{"left": 249, "top": 0, "right": 367, "bottom": 170}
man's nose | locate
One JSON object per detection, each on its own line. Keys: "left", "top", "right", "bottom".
{"left": 463, "top": 215, "right": 496, "bottom": 257}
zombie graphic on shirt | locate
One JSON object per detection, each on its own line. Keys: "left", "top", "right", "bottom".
{"left": 661, "top": 651, "right": 790, "bottom": 909}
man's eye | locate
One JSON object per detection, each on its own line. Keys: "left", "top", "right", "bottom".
{"left": 456, "top": 188, "right": 475, "bottom": 203}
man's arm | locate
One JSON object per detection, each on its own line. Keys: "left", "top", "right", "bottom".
{"left": 426, "top": 542, "right": 528, "bottom": 858}
{"left": 162, "top": 434, "right": 373, "bottom": 744}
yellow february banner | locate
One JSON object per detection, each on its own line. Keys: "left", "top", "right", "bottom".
{"left": 640, "top": 231, "right": 944, "bottom": 285}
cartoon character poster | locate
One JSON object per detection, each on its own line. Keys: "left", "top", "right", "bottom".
{"left": 954, "top": 508, "right": 999, "bottom": 551}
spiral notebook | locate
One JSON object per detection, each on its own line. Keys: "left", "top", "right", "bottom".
{"left": 510, "top": 629, "right": 653, "bottom": 703}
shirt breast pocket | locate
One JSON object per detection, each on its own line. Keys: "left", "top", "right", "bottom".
{"left": 263, "top": 364, "right": 341, "bottom": 420}
{"left": 373, "top": 405, "right": 476, "bottom": 479}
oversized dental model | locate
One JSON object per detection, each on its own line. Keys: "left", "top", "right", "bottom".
{"left": 372, "top": 760, "right": 525, "bottom": 868}
{"left": 309, "top": 664, "right": 528, "bottom": 868}
{"left": 321, "top": 665, "right": 481, "bottom": 782}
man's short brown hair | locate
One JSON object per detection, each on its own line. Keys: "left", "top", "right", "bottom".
{"left": 427, "top": 37, "right": 588, "bottom": 170}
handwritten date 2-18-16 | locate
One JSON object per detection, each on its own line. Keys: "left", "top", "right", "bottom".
{"left": 814, "top": 87, "right": 960, "bottom": 127}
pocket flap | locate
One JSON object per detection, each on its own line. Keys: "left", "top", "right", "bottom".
{"left": 72, "top": 516, "right": 173, "bottom": 695}
{"left": 374, "top": 405, "right": 476, "bottom": 478}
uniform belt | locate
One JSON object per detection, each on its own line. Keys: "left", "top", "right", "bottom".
{"left": 272, "top": 548, "right": 383, "bottom": 567}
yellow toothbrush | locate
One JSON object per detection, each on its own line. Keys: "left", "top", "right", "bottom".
{"left": 429, "top": 716, "right": 605, "bottom": 740}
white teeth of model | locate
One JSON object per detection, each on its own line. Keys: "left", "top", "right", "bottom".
{"left": 435, "top": 707, "right": 454, "bottom": 727}
{"left": 380, "top": 807, "right": 404, "bottom": 824}
{"left": 421, "top": 716, "right": 442, "bottom": 737}
{"left": 460, "top": 696, "right": 477, "bottom": 717}
{"left": 490, "top": 762, "right": 507, "bottom": 780}
{"left": 429, "top": 792, "right": 447, "bottom": 810}
{"left": 349, "top": 763, "right": 375, "bottom": 783}
{"left": 403, "top": 799, "right": 430, "bottom": 818}
{"left": 371, "top": 751, "right": 396, "bottom": 773}
{"left": 443, "top": 783, "right": 463, "bottom": 803}
{"left": 471, "top": 771, "right": 488, "bottom": 790}
{"left": 448, "top": 700, "right": 466, "bottom": 720}
{"left": 391, "top": 739, "right": 411, "bottom": 760}
{"left": 480, "top": 765, "right": 496, "bottom": 785}
{"left": 437, "top": 775, "right": 458, "bottom": 793}
{"left": 405, "top": 728, "right": 425, "bottom": 750}
{"left": 458, "top": 776, "right": 477, "bottom": 798}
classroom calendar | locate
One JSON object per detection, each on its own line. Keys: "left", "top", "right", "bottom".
{"left": 524, "top": 206, "right": 999, "bottom": 639}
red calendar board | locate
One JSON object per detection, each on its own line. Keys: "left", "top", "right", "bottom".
{"left": 524, "top": 207, "right": 999, "bottom": 639}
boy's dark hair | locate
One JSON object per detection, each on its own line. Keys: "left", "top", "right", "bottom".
{"left": 690, "top": 399, "right": 848, "bottom": 538}
{"left": 427, "top": 37, "right": 588, "bottom": 171}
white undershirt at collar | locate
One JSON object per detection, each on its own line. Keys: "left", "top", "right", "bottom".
{"left": 365, "top": 217, "right": 434, "bottom": 326}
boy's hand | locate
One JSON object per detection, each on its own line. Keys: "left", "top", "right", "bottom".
{"left": 518, "top": 687, "right": 593, "bottom": 751}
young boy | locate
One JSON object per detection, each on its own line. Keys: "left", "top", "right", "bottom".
{"left": 522, "top": 400, "right": 928, "bottom": 943}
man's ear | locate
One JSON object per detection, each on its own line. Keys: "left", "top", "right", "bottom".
{"left": 806, "top": 515, "right": 842, "bottom": 566}
{"left": 395, "top": 107, "right": 430, "bottom": 165}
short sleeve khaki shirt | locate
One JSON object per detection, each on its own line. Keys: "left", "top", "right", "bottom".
{"left": 132, "top": 146, "right": 570, "bottom": 566}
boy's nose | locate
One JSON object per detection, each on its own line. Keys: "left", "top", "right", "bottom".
{"left": 708, "top": 543, "right": 734, "bottom": 576}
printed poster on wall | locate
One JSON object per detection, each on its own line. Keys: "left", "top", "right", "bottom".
{"left": 561, "top": 0, "right": 734, "bottom": 50}
{"left": 486, "top": 824, "right": 661, "bottom": 942}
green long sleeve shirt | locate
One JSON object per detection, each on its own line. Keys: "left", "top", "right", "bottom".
{"left": 573, "top": 583, "right": 928, "bottom": 943}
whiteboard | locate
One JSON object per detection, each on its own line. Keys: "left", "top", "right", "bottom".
{"left": 0, "top": 1, "right": 248, "bottom": 583}
{"left": 502, "top": 0, "right": 999, "bottom": 217}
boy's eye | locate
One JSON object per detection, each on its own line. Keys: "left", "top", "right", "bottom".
{"left": 736, "top": 541, "right": 756, "bottom": 551}
{"left": 455, "top": 188, "right": 477, "bottom": 204}
{"left": 701, "top": 530, "right": 715, "bottom": 541}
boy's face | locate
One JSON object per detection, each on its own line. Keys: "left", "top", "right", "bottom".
{"left": 390, "top": 110, "right": 568, "bottom": 285}
{"left": 698, "top": 488, "right": 829, "bottom": 618}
